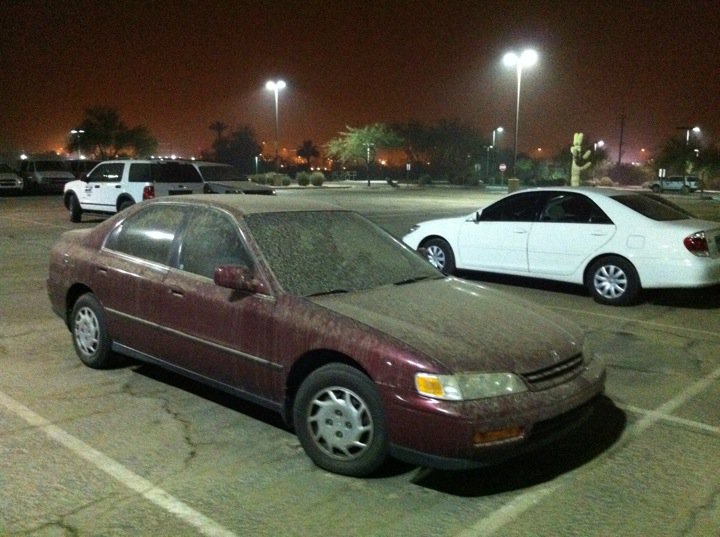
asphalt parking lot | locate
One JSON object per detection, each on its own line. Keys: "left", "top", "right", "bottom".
{"left": 1, "top": 188, "right": 719, "bottom": 536}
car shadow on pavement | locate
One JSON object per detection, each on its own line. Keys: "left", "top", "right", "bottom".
{"left": 643, "top": 284, "right": 720, "bottom": 309}
{"left": 456, "top": 270, "right": 589, "bottom": 298}
{"left": 410, "top": 396, "right": 626, "bottom": 496}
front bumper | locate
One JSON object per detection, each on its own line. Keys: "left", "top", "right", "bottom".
{"left": 384, "top": 356, "right": 606, "bottom": 470}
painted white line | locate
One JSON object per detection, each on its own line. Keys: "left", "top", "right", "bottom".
{"left": 0, "top": 390, "right": 238, "bottom": 537}
{"left": 454, "top": 364, "right": 720, "bottom": 537}
{"left": 548, "top": 304, "right": 720, "bottom": 339}
{"left": 618, "top": 403, "right": 719, "bottom": 435}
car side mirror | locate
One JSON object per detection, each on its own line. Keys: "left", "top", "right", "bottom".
{"left": 214, "top": 265, "right": 267, "bottom": 294}
{"left": 474, "top": 210, "right": 482, "bottom": 222}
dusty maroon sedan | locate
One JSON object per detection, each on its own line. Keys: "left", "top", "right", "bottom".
{"left": 47, "top": 195, "right": 605, "bottom": 476}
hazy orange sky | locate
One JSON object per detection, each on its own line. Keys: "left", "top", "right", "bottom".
{"left": 1, "top": 0, "right": 718, "bottom": 163}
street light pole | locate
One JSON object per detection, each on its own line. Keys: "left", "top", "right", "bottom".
{"left": 503, "top": 49, "right": 537, "bottom": 178}
{"left": 265, "top": 80, "right": 286, "bottom": 171}
{"left": 70, "top": 129, "right": 85, "bottom": 159}
{"left": 677, "top": 125, "right": 700, "bottom": 145}
{"left": 485, "top": 126, "right": 503, "bottom": 183}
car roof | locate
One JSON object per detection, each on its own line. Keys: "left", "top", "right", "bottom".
{"left": 192, "top": 161, "right": 231, "bottom": 167}
{"left": 511, "top": 186, "right": 637, "bottom": 198}
{"left": 147, "top": 194, "right": 343, "bottom": 215}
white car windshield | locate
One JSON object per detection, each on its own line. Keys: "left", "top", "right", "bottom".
{"left": 246, "top": 211, "right": 441, "bottom": 296}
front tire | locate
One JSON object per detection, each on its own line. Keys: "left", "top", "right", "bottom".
{"left": 70, "top": 294, "right": 116, "bottom": 368}
{"left": 68, "top": 193, "right": 82, "bottom": 223}
{"left": 423, "top": 238, "right": 456, "bottom": 274}
{"left": 293, "top": 364, "right": 388, "bottom": 477}
{"left": 587, "top": 256, "right": 640, "bottom": 306}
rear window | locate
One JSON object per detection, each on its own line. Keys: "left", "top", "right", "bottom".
{"left": 36, "top": 160, "right": 70, "bottom": 172}
{"left": 197, "top": 165, "right": 245, "bottom": 182}
{"left": 152, "top": 163, "right": 203, "bottom": 183}
{"left": 612, "top": 193, "right": 695, "bottom": 221}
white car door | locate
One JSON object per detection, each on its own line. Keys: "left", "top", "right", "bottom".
{"left": 456, "top": 191, "right": 546, "bottom": 274}
{"left": 528, "top": 192, "right": 616, "bottom": 276}
{"left": 79, "top": 162, "right": 125, "bottom": 211}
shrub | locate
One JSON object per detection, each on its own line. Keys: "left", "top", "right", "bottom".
{"left": 282, "top": 176, "right": 291, "bottom": 186}
{"left": 297, "top": 172, "right": 310, "bottom": 186}
{"left": 418, "top": 174, "right": 432, "bottom": 185}
{"left": 310, "top": 172, "right": 325, "bottom": 187}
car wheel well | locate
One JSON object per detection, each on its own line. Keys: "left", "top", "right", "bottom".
{"left": 116, "top": 196, "right": 135, "bottom": 211}
{"left": 63, "top": 191, "right": 77, "bottom": 210}
{"left": 65, "top": 284, "right": 93, "bottom": 327}
{"left": 284, "top": 350, "right": 370, "bottom": 425}
{"left": 583, "top": 254, "right": 639, "bottom": 287}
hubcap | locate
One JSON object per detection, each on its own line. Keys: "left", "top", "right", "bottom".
{"left": 307, "top": 387, "right": 373, "bottom": 461}
{"left": 74, "top": 307, "right": 99, "bottom": 357}
{"left": 594, "top": 264, "right": 627, "bottom": 299}
{"left": 426, "top": 245, "right": 445, "bottom": 270}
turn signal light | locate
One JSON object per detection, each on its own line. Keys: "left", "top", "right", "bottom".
{"left": 473, "top": 426, "right": 524, "bottom": 445}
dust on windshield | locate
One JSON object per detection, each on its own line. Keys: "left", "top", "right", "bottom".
{"left": 245, "top": 210, "right": 440, "bottom": 296}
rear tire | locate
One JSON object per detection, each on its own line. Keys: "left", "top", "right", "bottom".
{"left": 70, "top": 294, "right": 117, "bottom": 368}
{"left": 586, "top": 256, "right": 640, "bottom": 306}
{"left": 422, "top": 238, "right": 456, "bottom": 274}
{"left": 118, "top": 199, "right": 134, "bottom": 212}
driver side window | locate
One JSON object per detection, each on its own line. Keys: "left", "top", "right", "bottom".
{"left": 178, "top": 208, "right": 251, "bottom": 279}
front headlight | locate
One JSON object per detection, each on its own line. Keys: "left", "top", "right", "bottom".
{"left": 415, "top": 372, "right": 528, "bottom": 401}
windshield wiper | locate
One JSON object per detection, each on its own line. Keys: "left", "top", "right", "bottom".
{"left": 394, "top": 275, "right": 441, "bottom": 286}
{"left": 306, "top": 289, "right": 350, "bottom": 297}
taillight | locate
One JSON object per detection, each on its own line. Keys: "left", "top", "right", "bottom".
{"left": 683, "top": 232, "right": 709, "bottom": 257}
{"left": 143, "top": 185, "right": 155, "bottom": 200}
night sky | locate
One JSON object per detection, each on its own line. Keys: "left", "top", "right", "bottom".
{"left": 1, "top": 0, "right": 718, "bottom": 163}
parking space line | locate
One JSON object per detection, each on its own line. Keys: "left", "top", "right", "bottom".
{"left": 454, "top": 364, "right": 720, "bottom": 537}
{"left": 548, "top": 305, "right": 720, "bottom": 339}
{"left": 0, "top": 390, "right": 238, "bottom": 537}
{"left": 618, "top": 403, "right": 719, "bottom": 435}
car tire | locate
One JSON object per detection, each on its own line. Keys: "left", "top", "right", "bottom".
{"left": 68, "top": 193, "right": 82, "bottom": 223}
{"left": 651, "top": 185, "right": 660, "bottom": 193}
{"left": 586, "top": 256, "right": 640, "bottom": 306}
{"left": 293, "top": 364, "right": 388, "bottom": 477}
{"left": 70, "top": 294, "right": 116, "bottom": 369}
{"left": 681, "top": 185, "right": 690, "bottom": 194}
{"left": 423, "top": 238, "right": 456, "bottom": 274}
{"left": 118, "top": 199, "right": 134, "bottom": 212}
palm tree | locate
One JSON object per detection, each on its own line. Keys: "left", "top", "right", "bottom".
{"left": 209, "top": 121, "right": 229, "bottom": 142}
{"left": 297, "top": 140, "right": 320, "bottom": 169}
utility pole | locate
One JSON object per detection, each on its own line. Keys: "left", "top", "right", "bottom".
{"left": 617, "top": 113, "right": 626, "bottom": 166}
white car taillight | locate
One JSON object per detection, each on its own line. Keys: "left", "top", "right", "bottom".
{"left": 683, "top": 231, "right": 709, "bottom": 257}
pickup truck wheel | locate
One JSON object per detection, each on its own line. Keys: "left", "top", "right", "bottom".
{"left": 650, "top": 185, "right": 660, "bottom": 193}
{"left": 68, "top": 194, "right": 82, "bottom": 223}
{"left": 118, "top": 199, "right": 134, "bottom": 212}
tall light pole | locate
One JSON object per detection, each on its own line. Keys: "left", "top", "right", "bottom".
{"left": 503, "top": 49, "right": 538, "bottom": 178}
{"left": 265, "top": 80, "right": 286, "bottom": 170}
{"left": 485, "top": 126, "right": 503, "bottom": 183}
{"left": 70, "top": 129, "right": 85, "bottom": 158}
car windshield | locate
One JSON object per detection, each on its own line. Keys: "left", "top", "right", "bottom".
{"left": 246, "top": 210, "right": 441, "bottom": 296}
{"left": 611, "top": 193, "right": 695, "bottom": 221}
{"left": 199, "top": 165, "right": 245, "bottom": 181}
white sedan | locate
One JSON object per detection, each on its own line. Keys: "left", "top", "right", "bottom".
{"left": 402, "top": 187, "right": 720, "bottom": 305}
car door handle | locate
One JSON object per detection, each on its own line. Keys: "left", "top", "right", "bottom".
{"left": 513, "top": 229, "right": 528, "bottom": 234}
{"left": 170, "top": 288, "right": 185, "bottom": 298}
{"left": 591, "top": 231, "right": 608, "bottom": 236}
{"left": 115, "top": 185, "right": 121, "bottom": 188}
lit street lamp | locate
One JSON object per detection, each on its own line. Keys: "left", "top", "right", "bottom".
{"left": 265, "top": 80, "right": 286, "bottom": 170}
{"left": 485, "top": 126, "right": 503, "bottom": 183}
{"left": 503, "top": 49, "right": 538, "bottom": 178}
{"left": 70, "top": 129, "right": 85, "bottom": 158}
{"left": 677, "top": 125, "right": 700, "bottom": 145}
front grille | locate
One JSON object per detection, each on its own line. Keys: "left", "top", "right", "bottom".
{"left": 521, "top": 354, "right": 584, "bottom": 390}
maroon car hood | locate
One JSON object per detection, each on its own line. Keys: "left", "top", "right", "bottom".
{"left": 309, "top": 278, "right": 583, "bottom": 374}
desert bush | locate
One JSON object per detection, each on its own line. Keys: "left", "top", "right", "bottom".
{"left": 297, "top": 172, "right": 310, "bottom": 186}
{"left": 310, "top": 172, "right": 325, "bottom": 186}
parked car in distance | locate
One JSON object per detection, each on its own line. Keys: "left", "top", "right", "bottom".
{"left": 0, "top": 163, "right": 24, "bottom": 193}
{"left": 403, "top": 188, "right": 720, "bottom": 306}
{"left": 648, "top": 175, "right": 700, "bottom": 194}
{"left": 68, "top": 158, "right": 101, "bottom": 179}
{"left": 63, "top": 159, "right": 206, "bottom": 222}
{"left": 18, "top": 158, "right": 75, "bottom": 193}
{"left": 192, "top": 161, "right": 276, "bottom": 195}
{"left": 47, "top": 195, "right": 605, "bottom": 477}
